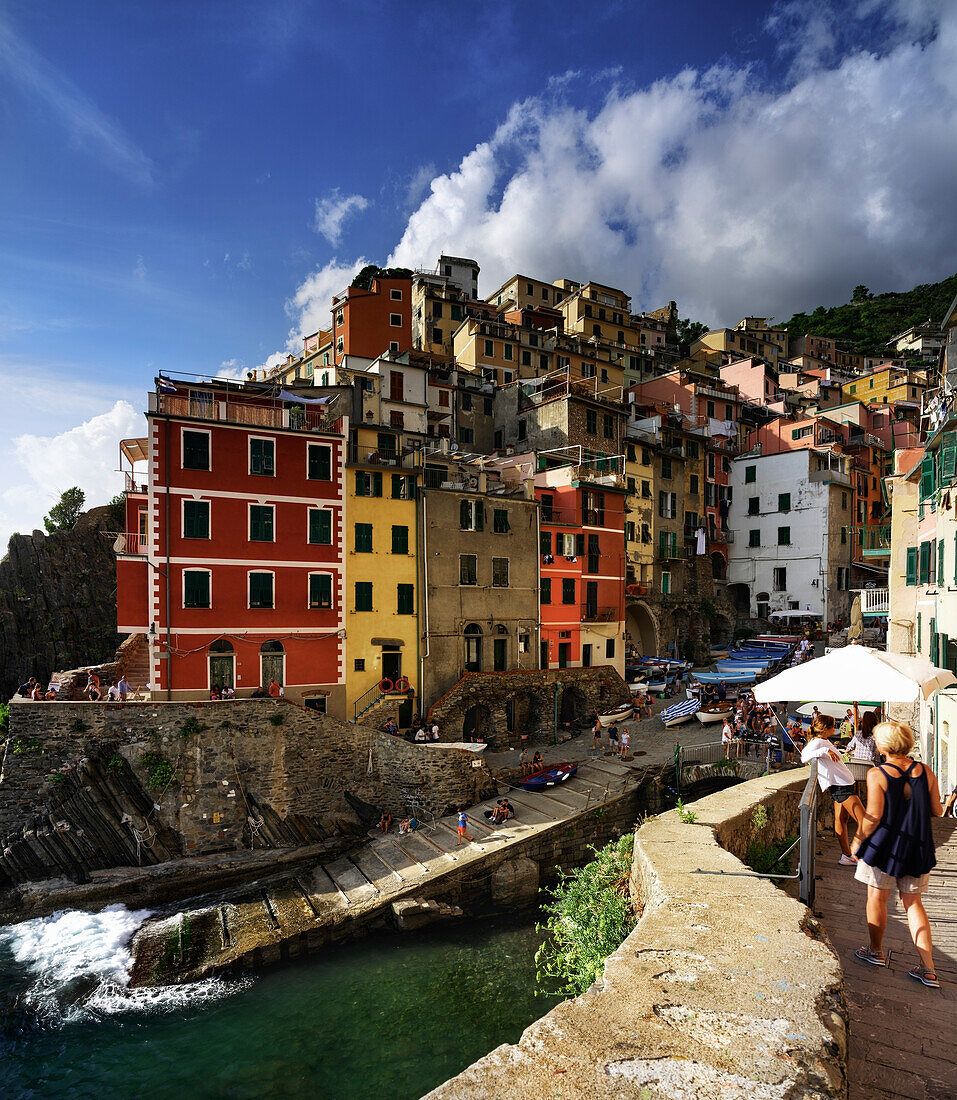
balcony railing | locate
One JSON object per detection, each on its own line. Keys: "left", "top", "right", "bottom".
{"left": 655, "top": 544, "right": 683, "bottom": 561}
{"left": 580, "top": 604, "right": 619, "bottom": 623}
{"left": 855, "top": 523, "right": 891, "bottom": 557}
{"left": 540, "top": 506, "right": 581, "bottom": 526}
{"left": 123, "top": 473, "right": 148, "bottom": 494}
{"left": 809, "top": 466, "right": 851, "bottom": 487}
{"left": 115, "top": 532, "right": 145, "bottom": 556}
{"left": 860, "top": 588, "right": 889, "bottom": 616}
{"left": 348, "top": 444, "right": 420, "bottom": 469}
{"left": 151, "top": 392, "right": 343, "bottom": 435}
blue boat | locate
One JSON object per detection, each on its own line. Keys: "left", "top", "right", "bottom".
{"left": 693, "top": 670, "right": 757, "bottom": 684}
{"left": 520, "top": 761, "right": 579, "bottom": 791}
{"left": 661, "top": 697, "right": 700, "bottom": 727}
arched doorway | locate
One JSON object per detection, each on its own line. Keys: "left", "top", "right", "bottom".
{"left": 625, "top": 601, "right": 658, "bottom": 657}
{"left": 726, "top": 583, "right": 751, "bottom": 617}
{"left": 464, "top": 624, "right": 482, "bottom": 672}
{"left": 711, "top": 551, "right": 727, "bottom": 581}
{"left": 559, "top": 686, "right": 587, "bottom": 727}
{"left": 463, "top": 704, "right": 491, "bottom": 741}
{"left": 493, "top": 624, "right": 508, "bottom": 672}
{"left": 260, "top": 640, "right": 285, "bottom": 687}
{"left": 755, "top": 592, "right": 770, "bottom": 620}
{"left": 209, "top": 639, "right": 235, "bottom": 691}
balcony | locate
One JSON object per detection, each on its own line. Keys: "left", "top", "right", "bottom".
{"left": 150, "top": 391, "right": 344, "bottom": 435}
{"left": 855, "top": 523, "right": 891, "bottom": 558}
{"left": 860, "top": 588, "right": 889, "bottom": 616}
{"left": 540, "top": 506, "right": 581, "bottom": 526}
{"left": 655, "top": 544, "right": 683, "bottom": 561}
{"left": 114, "top": 532, "right": 145, "bottom": 556}
{"left": 580, "top": 604, "right": 619, "bottom": 623}
{"left": 348, "top": 444, "right": 420, "bottom": 469}
{"left": 809, "top": 465, "right": 851, "bottom": 487}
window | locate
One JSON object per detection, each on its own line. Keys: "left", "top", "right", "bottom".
{"left": 689, "top": 474, "right": 699, "bottom": 495}
{"left": 919, "top": 541, "right": 931, "bottom": 583}
{"left": 461, "top": 392, "right": 473, "bottom": 412}
{"left": 183, "top": 570, "right": 210, "bottom": 609}
{"left": 307, "top": 443, "right": 331, "bottom": 481}
{"left": 249, "top": 572, "right": 274, "bottom": 609}
{"left": 483, "top": 397, "right": 492, "bottom": 415}
{"left": 658, "top": 491, "right": 677, "bottom": 518}
{"left": 749, "top": 529, "right": 760, "bottom": 547}
{"left": 586, "top": 409, "right": 598, "bottom": 434}
{"left": 605, "top": 639, "right": 615, "bottom": 659}
{"left": 431, "top": 327, "right": 443, "bottom": 345}
{"left": 249, "top": 504, "right": 274, "bottom": 542}
{"left": 504, "top": 343, "right": 513, "bottom": 361}
{"left": 778, "top": 492, "right": 791, "bottom": 512}
{"left": 354, "top": 659, "right": 365, "bottom": 671}
{"left": 686, "top": 441, "right": 699, "bottom": 460}
{"left": 460, "top": 554, "right": 477, "bottom": 585}
{"left": 484, "top": 339, "right": 494, "bottom": 357}
{"left": 748, "top": 497, "right": 759, "bottom": 515}
{"left": 355, "top": 470, "right": 383, "bottom": 497}
{"left": 392, "top": 474, "right": 414, "bottom": 499}
{"left": 492, "top": 558, "right": 509, "bottom": 587}
{"left": 540, "top": 531, "right": 551, "bottom": 555}
{"left": 182, "top": 430, "right": 210, "bottom": 470}
{"left": 603, "top": 414, "right": 614, "bottom": 439}
{"left": 389, "top": 341, "right": 399, "bottom": 353}
{"left": 460, "top": 499, "right": 484, "bottom": 531}
{"left": 521, "top": 350, "right": 532, "bottom": 366}
{"left": 905, "top": 545, "right": 918, "bottom": 585}
{"left": 773, "top": 567, "right": 787, "bottom": 590}
{"left": 517, "top": 419, "right": 527, "bottom": 441}
{"left": 493, "top": 508, "right": 510, "bottom": 533}
{"left": 355, "top": 523, "right": 373, "bottom": 552}
{"left": 841, "top": 491, "right": 848, "bottom": 509}
{"left": 335, "top": 309, "right": 344, "bottom": 327}
{"left": 390, "top": 288, "right": 403, "bottom": 300}
{"left": 661, "top": 571, "right": 671, "bottom": 595}
{"left": 355, "top": 582, "right": 373, "bottom": 611}
{"left": 391, "top": 525, "right": 409, "bottom": 554}
{"left": 706, "top": 400, "right": 716, "bottom": 417}
{"left": 183, "top": 500, "right": 210, "bottom": 539}
{"left": 745, "top": 465, "right": 756, "bottom": 483}
{"left": 562, "top": 578, "right": 576, "bottom": 604}
{"left": 389, "top": 313, "right": 402, "bottom": 327}
{"left": 309, "top": 573, "right": 332, "bottom": 609}
{"left": 841, "top": 526, "right": 847, "bottom": 544}
{"left": 642, "top": 480, "right": 652, "bottom": 498}
{"left": 541, "top": 577, "right": 552, "bottom": 604}
{"left": 397, "top": 584, "right": 414, "bottom": 614}
{"left": 249, "top": 437, "right": 275, "bottom": 476}
{"left": 661, "top": 456, "right": 672, "bottom": 479}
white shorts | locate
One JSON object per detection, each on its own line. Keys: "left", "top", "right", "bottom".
{"left": 854, "top": 859, "right": 930, "bottom": 894}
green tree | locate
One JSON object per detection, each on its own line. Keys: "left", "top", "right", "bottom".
{"left": 676, "top": 316, "right": 709, "bottom": 356}
{"left": 852, "top": 284, "right": 871, "bottom": 302}
{"left": 106, "top": 493, "right": 126, "bottom": 530}
{"left": 43, "top": 487, "right": 85, "bottom": 534}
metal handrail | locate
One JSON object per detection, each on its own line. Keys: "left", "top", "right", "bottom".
{"left": 799, "top": 760, "right": 819, "bottom": 906}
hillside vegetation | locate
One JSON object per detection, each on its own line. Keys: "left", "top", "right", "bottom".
{"left": 783, "top": 273, "right": 957, "bottom": 357}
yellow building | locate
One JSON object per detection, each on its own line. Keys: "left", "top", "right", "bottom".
{"left": 691, "top": 318, "right": 789, "bottom": 369}
{"left": 841, "top": 365, "right": 928, "bottom": 406}
{"left": 345, "top": 423, "right": 421, "bottom": 722}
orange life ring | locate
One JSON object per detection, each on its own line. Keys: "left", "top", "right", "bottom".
{"left": 379, "top": 678, "right": 394, "bottom": 693}
{"left": 394, "top": 677, "right": 410, "bottom": 693}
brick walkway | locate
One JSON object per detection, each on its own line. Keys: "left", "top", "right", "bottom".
{"left": 815, "top": 818, "right": 957, "bottom": 1099}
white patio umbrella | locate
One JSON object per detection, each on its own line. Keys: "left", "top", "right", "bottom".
{"left": 752, "top": 645, "right": 957, "bottom": 704}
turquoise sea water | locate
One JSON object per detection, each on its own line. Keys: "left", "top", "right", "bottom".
{"left": 0, "top": 906, "right": 559, "bottom": 1100}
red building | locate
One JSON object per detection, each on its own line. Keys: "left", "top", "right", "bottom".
{"left": 535, "top": 461, "right": 626, "bottom": 675}
{"left": 116, "top": 376, "right": 348, "bottom": 714}
{"left": 331, "top": 275, "right": 412, "bottom": 364}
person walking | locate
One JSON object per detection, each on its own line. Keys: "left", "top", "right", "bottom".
{"left": 619, "top": 726, "right": 630, "bottom": 759}
{"left": 456, "top": 809, "right": 474, "bottom": 845}
{"left": 591, "top": 719, "right": 605, "bottom": 753}
{"left": 801, "top": 714, "right": 866, "bottom": 865}
{"left": 852, "top": 720, "right": 944, "bottom": 987}
{"left": 607, "top": 722, "right": 620, "bottom": 755}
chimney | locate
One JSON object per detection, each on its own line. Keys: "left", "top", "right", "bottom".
{"left": 478, "top": 472, "right": 488, "bottom": 493}
{"left": 523, "top": 478, "right": 535, "bottom": 500}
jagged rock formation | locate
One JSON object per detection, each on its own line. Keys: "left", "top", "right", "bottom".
{"left": 0, "top": 507, "right": 120, "bottom": 701}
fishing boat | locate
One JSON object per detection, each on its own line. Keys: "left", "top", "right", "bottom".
{"left": 696, "top": 703, "right": 734, "bottom": 724}
{"left": 715, "top": 658, "right": 775, "bottom": 672}
{"left": 709, "top": 645, "right": 730, "bottom": 659}
{"left": 644, "top": 678, "right": 668, "bottom": 694}
{"left": 520, "top": 761, "right": 578, "bottom": 791}
{"left": 660, "top": 697, "right": 700, "bottom": 728}
{"left": 597, "top": 703, "right": 633, "bottom": 726}
{"left": 692, "top": 670, "right": 757, "bottom": 685}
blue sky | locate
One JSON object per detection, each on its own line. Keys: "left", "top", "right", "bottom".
{"left": 1, "top": 0, "right": 956, "bottom": 544}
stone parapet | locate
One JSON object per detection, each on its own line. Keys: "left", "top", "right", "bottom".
{"left": 425, "top": 770, "right": 848, "bottom": 1100}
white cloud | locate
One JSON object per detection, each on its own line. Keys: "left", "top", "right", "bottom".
{"left": 0, "top": 402, "right": 142, "bottom": 547}
{"left": 353, "top": 0, "right": 957, "bottom": 325}
{"left": 285, "top": 256, "right": 368, "bottom": 348}
{"left": 313, "top": 190, "right": 370, "bottom": 245}
{"left": 216, "top": 358, "right": 247, "bottom": 380}
{"left": 0, "top": 14, "right": 153, "bottom": 186}
{"left": 133, "top": 255, "right": 147, "bottom": 280}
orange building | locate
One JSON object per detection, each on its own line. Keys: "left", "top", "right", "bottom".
{"left": 331, "top": 275, "right": 412, "bottom": 364}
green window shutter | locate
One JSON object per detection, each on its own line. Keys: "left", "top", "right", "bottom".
{"left": 183, "top": 571, "right": 209, "bottom": 608}
{"left": 309, "top": 509, "right": 332, "bottom": 545}
{"left": 250, "top": 505, "right": 273, "bottom": 541}
{"left": 309, "top": 574, "right": 332, "bottom": 609}
{"left": 355, "top": 470, "right": 367, "bottom": 495}
{"left": 249, "top": 572, "right": 273, "bottom": 608}
{"left": 371, "top": 472, "right": 382, "bottom": 497}
{"left": 540, "top": 531, "right": 551, "bottom": 555}
{"left": 954, "top": 534, "right": 957, "bottom": 584}
{"left": 575, "top": 533, "right": 585, "bottom": 556}
{"left": 942, "top": 432, "right": 957, "bottom": 480}
{"left": 355, "top": 523, "right": 373, "bottom": 552}
{"left": 460, "top": 499, "right": 470, "bottom": 529}
{"left": 475, "top": 502, "right": 484, "bottom": 531}
{"left": 919, "top": 454, "right": 934, "bottom": 500}
{"left": 930, "top": 619, "right": 938, "bottom": 665}
{"left": 354, "top": 582, "right": 373, "bottom": 612}
{"left": 391, "top": 525, "right": 408, "bottom": 555}
{"left": 183, "top": 501, "right": 209, "bottom": 539}
{"left": 540, "top": 577, "right": 551, "bottom": 605}
{"left": 251, "top": 439, "right": 274, "bottom": 475}
{"left": 917, "top": 613, "right": 921, "bottom": 653}
{"left": 905, "top": 545, "right": 917, "bottom": 585}
{"left": 308, "top": 445, "right": 331, "bottom": 480}
{"left": 919, "top": 541, "right": 931, "bottom": 583}
{"left": 397, "top": 584, "right": 415, "bottom": 614}
{"left": 940, "top": 540, "right": 946, "bottom": 583}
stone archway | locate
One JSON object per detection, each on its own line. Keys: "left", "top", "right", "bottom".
{"left": 711, "top": 551, "right": 727, "bottom": 581}
{"left": 559, "top": 686, "right": 587, "bottom": 727}
{"left": 463, "top": 704, "right": 491, "bottom": 740}
{"left": 726, "top": 583, "right": 751, "bottom": 617}
{"left": 625, "top": 600, "right": 659, "bottom": 657}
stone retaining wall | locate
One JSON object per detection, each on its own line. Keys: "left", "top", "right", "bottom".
{"left": 426, "top": 769, "right": 848, "bottom": 1100}
{"left": 0, "top": 699, "right": 496, "bottom": 883}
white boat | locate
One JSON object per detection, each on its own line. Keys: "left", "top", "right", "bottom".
{"left": 661, "top": 697, "right": 700, "bottom": 728}
{"left": 598, "top": 704, "right": 633, "bottom": 726}
{"left": 696, "top": 704, "right": 734, "bottom": 725}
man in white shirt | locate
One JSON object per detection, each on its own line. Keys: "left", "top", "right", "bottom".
{"left": 801, "top": 716, "right": 866, "bottom": 866}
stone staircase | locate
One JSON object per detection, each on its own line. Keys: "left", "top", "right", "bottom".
{"left": 129, "top": 756, "right": 635, "bottom": 986}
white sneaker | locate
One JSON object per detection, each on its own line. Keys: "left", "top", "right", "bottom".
{"left": 839, "top": 854, "right": 858, "bottom": 866}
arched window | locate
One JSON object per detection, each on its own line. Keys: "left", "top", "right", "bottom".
{"left": 464, "top": 624, "right": 482, "bottom": 672}
{"left": 260, "top": 640, "right": 284, "bottom": 687}
{"left": 209, "top": 639, "right": 235, "bottom": 691}
{"left": 755, "top": 591, "right": 770, "bottom": 620}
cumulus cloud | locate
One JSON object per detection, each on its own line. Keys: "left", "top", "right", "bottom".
{"left": 377, "top": 0, "right": 957, "bottom": 325}
{"left": 0, "top": 401, "right": 142, "bottom": 547}
{"left": 285, "top": 256, "right": 367, "bottom": 348}
{"left": 313, "top": 190, "right": 370, "bottom": 245}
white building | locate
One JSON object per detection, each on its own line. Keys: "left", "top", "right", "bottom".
{"left": 727, "top": 447, "right": 853, "bottom": 624}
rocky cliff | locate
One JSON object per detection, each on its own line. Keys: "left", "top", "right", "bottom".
{"left": 0, "top": 507, "right": 120, "bottom": 701}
